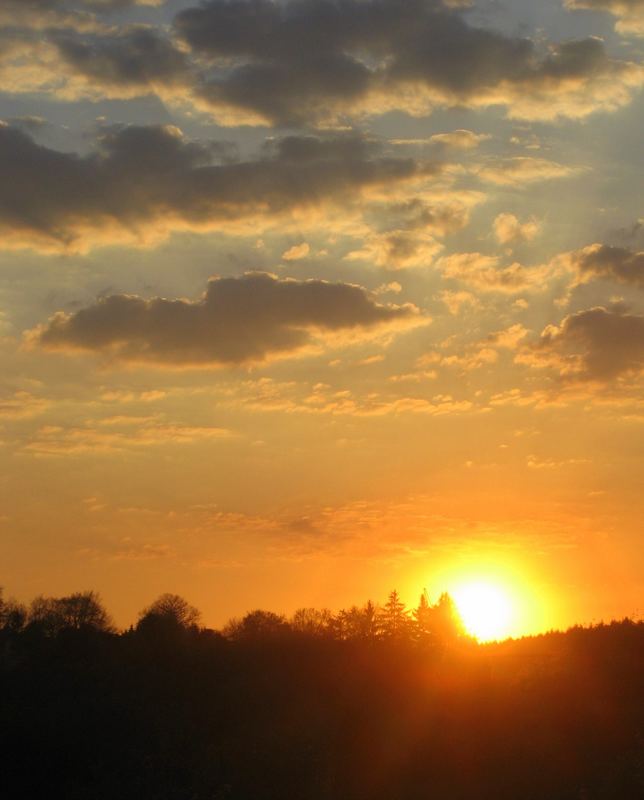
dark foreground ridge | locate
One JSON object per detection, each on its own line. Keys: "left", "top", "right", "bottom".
{"left": 1, "top": 588, "right": 643, "bottom": 799}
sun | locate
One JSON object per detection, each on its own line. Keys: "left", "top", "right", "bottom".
{"left": 452, "top": 581, "right": 514, "bottom": 642}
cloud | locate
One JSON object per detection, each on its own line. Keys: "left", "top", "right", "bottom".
{"left": 28, "top": 272, "right": 422, "bottom": 366}
{"left": 438, "top": 252, "right": 556, "bottom": 293}
{"left": 2, "top": 2, "right": 641, "bottom": 123}
{"left": 565, "top": 0, "right": 644, "bottom": 37}
{"left": 282, "top": 242, "right": 310, "bottom": 261}
{"left": 0, "top": 1, "right": 162, "bottom": 35}
{"left": 567, "top": 243, "right": 644, "bottom": 288}
{"left": 1, "top": 0, "right": 160, "bottom": 13}
{"left": 475, "top": 157, "right": 576, "bottom": 186}
{"left": 50, "top": 26, "right": 190, "bottom": 97}
{"left": 0, "top": 10, "right": 187, "bottom": 99}
{"left": 494, "top": 213, "right": 540, "bottom": 245}
{"left": 439, "top": 289, "right": 481, "bottom": 315}
{"left": 374, "top": 281, "right": 402, "bottom": 295}
{"left": 224, "top": 378, "right": 473, "bottom": 418}
{"left": 440, "top": 347, "right": 499, "bottom": 371}
{"left": 370, "top": 195, "right": 481, "bottom": 236}
{"left": 346, "top": 194, "right": 482, "bottom": 269}
{"left": 498, "top": 37, "right": 643, "bottom": 119}
{"left": 442, "top": 243, "right": 644, "bottom": 304}
{"left": 607, "top": 219, "right": 644, "bottom": 248}
{"left": 174, "top": 0, "right": 643, "bottom": 125}
{"left": 0, "top": 124, "right": 431, "bottom": 252}
{"left": 88, "top": 0, "right": 164, "bottom": 7}
{"left": 0, "top": 3, "right": 98, "bottom": 33}
{"left": 427, "top": 130, "right": 491, "bottom": 150}
{"left": 23, "top": 421, "right": 233, "bottom": 457}
{"left": 422, "top": 323, "right": 528, "bottom": 373}
{"left": 0, "top": 391, "right": 49, "bottom": 419}
{"left": 391, "top": 130, "right": 491, "bottom": 150}
{"left": 519, "top": 305, "right": 644, "bottom": 381}
{"left": 345, "top": 230, "right": 443, "bottom": 270}
{"left": 526, "top": 454, "right": 590, "bottom": 470}
{"left": 4, "top": 115, "right": 50, "bottom": 133}
{"left": 486, "top": 323, "right": 529, "bottom": 349}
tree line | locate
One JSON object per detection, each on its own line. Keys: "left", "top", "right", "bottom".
{"left": 0, "top": 586, "right": 466, "bottom": 646}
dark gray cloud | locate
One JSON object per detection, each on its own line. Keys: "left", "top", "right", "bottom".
{"left": 0, "top": 2, "right": 166, "bottom": 49}
{"left": 524, "top": 306, "right": 644, "bottom": 381}
{"left": 174, "top": 0, "right": 642, "bottom": 125}
{"left": 570, "top": 244, "right": 644, "bottom": 288}
{"left": 52, "top": 27, "right": 189, "bottom": 90}
{"left": 0, "top": 124, "right": 429, "bottom": 250}
{"left": 30, "top": 272, "right": 421, "bottom": 365}
{"left": 5, "top": 115, "right": 50, "bottom": 132}
{"left": 0, "top": 0, "right": 157, "bottom": 25}
{"left": 606, "top": 220, "right": 644, "bottom": 250}
{"left": 1, "top": 0, "right": 640, "bottom": 122}
{"left": 4, "top": 0, "right": 161, "bottom": 9}
{"left": 196, "top": 52, "right": 372, "bottom": 126}
{"left": 85, "top": 0, "right": 165, "bottom": 7}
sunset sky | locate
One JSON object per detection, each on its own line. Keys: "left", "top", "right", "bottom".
{"left": 1, "top": 0, "right": 643, "bottom": 634}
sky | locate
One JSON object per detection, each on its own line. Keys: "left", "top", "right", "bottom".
{"left": 0, "top": 0, "right": 643, "bottom": 635}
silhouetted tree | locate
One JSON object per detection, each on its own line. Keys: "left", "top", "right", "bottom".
{"left": 413, "top": 589, "right": 433, "bottom": 642}
{"left": 330, "top": 607, "right": 350, "bottom": 640}
{"left": 379, "top": 590, "right": 410, "bottom": 639}
{"left": 27, "top": 595, "right": 62, "bottom": 636}
{"left": 59, "top": 591, "right": 114, "bottom": 631}
{"left": 223, "top": 609, "right": 290, "bottom": 641}
{"left": 0, "top": 588, "right": 26, "bottom": 634}
{"left": 291, "top": 607, "right": 333, "bottom": 636}
{"left": 431, "top": 591, "right": 465, "bottom": 643}
{"left": 27, "top": 591, "right": 113, "bottom": 635}
{"left": 335, "top": 601, "right": 380, "bottom": 641}
{"left": 137, "top": 593, "right": 201, "bottom": 633}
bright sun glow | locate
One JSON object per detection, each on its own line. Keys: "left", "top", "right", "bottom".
{"left": 452, "top": 581, "right": 514, "bottom": 642}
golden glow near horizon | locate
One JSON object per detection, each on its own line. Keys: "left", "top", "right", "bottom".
{"left": 415, "top": 552, "right": 553, "bottom": 640}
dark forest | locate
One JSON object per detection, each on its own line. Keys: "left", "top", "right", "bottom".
{"left": 1, "top": 588, "right": 643, "bottom": 800}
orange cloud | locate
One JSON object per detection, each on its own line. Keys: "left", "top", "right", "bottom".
{"left": 475, "top": 157, "right": 576, "bottom": 186}
{"left": 494, "top": 213, "right": 541, "bottom": 245}
{"left": 345, "top": 231, "right": 444, "bottom": 270}
{"left": 0, "top": 391, "right": 50, "bottom": 419}
{"left": 22, "top": 420, "right": 233, "bottom": 457}
{"left": 438, "top": 252, "right": 557, "bottom": 293}
{"left": 282, "top": 242, "right": 310, "bottom": 261}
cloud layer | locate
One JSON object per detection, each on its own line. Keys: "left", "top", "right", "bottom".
{"left": 29, "top": 272, "right": 421, "bottom": 365}
{"left": 1, "top": 0, "right": 641, "bottom": 124}
{"left": 0, "top": 124, "right": 430, "bottom": 251}
{"left": 173, "top": 0, "right": 643, "bottom": 125}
